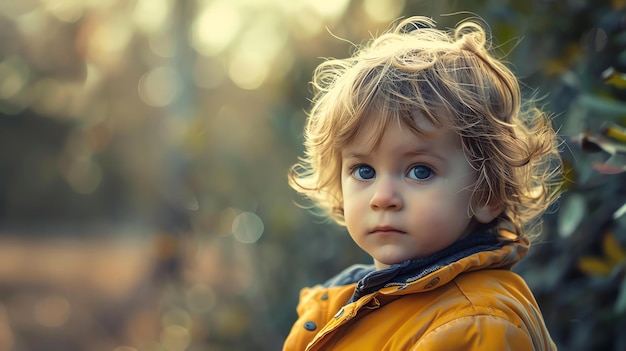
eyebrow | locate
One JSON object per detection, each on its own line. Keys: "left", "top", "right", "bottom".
{"left": 405, "top": 148, "right": 447, "bottom": 162}
{"left": 342, "top": 148, "right": 447, "bottom": 162}
{"left": 341, "top": 152, "right": 368, "bottom": 160}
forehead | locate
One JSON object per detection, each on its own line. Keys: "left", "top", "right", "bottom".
{"left": 351, "top": 118, "right": 461, "bottom": 154}
{"left": 345, "top": 107, "right": 450, "bottom": 150}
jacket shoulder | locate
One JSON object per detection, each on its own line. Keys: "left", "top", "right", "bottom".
{"left": 409, "top": 269, "right": 556, "bottom": 350}
{"left": 411, "top": 314, "right": 539, "bottom": 350}
{"left": 452, "top": 269, "right": 539, "bottom": 320}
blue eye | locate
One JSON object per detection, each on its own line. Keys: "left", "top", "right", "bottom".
{"left": 353, "top": 165, "right": 376, "bottom": 180}
{"left": 408, "top": 165, "right": 433, "bottom": 180}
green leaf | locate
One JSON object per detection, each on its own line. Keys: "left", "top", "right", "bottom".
{"left": 558, "top": 193, "right": 586, "bottom": 238}
{"left": 615, "top": 277, "right": 626, "bottom": 314}
{"left": 614, "top": 202, "right": 626, "bottom": 220}
{"left": 578, "top": 94, "right": 626, "bottom": 118}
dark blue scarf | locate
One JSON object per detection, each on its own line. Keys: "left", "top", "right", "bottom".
{"left": 323, "top": 231, "right": 502, "bottom": 304}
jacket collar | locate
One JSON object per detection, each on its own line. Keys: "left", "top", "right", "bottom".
{"left": 324, "top": 226, "right": 528, "bottom": 304}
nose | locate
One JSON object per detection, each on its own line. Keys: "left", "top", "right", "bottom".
{"left": 369, "top": 177, "right": 403, "bottom": 211}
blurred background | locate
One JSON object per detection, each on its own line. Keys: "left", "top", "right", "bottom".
{"left": 0, "top": 0, "right": 625, "bottom": 350}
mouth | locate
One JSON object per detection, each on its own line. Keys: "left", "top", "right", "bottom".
{"left": 369, "top": 226, "right": 406, "bottom": 235}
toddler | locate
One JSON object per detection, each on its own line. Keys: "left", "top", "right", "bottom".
{"left": 284, "top": 16, "right": 561, "bottom": 350}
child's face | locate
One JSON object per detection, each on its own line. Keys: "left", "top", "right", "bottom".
{"left": 341, "top": 115, "right": 492, "bottom": 270}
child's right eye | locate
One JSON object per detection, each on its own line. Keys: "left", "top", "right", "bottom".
{"left": 353, "top": 165, "right": 376, "bottom": 180}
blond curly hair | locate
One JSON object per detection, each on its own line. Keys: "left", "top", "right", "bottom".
{"left": 289, "top": 16, "right": 562, "bottom": 239}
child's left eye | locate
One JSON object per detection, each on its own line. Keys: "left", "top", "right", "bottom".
{"left": 407, "top": 165, "right": 433, "bottom": 180}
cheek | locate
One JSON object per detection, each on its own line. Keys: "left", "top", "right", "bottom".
{"left": 424, "top": 209, "right": 472, "bottom": 231}
{"left": 342, "top": 190, "right": 371, "bottom": 233}
{"left": 341, "top": 187, "right": 355, "bottom": 220}
{"left": 342, "top": 193, "right": 361, "bottom": 221}
{"left": 341, "top": 178, "right": 363, "bottom": 205}
{"left": 415, "top": 189, "right": 472, "bottom": 225}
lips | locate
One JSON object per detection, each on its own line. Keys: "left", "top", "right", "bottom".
{"left": 369, "top": 226, "right": 406, "bottom": 234}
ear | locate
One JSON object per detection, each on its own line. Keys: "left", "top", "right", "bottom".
{"left": 473, "top": 200, "right": 503, "bottom": 224}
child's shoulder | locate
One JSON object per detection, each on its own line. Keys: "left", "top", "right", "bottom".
{"left": 397, "top": 269, "right": 552, "bottom": 349}
{"left": 376, "top": 270, "right": 535, "bottom": 332}
{"left": 451, "top": 268, "right": 536, "bottom": 312}
{"left": 401, "top": 268, "right": 538, "bottom": 330}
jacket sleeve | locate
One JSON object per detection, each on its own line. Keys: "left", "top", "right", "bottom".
{"left": 410, "top": 314, "right": 553, "bottom": 351}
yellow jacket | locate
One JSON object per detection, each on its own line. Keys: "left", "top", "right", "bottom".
{"left": 283, "top": 233, "right": 556, "bottom": 350}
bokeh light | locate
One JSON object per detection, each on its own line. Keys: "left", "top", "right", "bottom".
{"left": 185, "top": 284, "right": 217, "bottom": 314}
{"left": 159, "top": 325, "right": 191, "bottom": 351}
{"left": 363, "top": 0, "right": 406, "bottom": 23}
{"left": 33, "top": 295, "right": 71, "bottom": 328}
{"left": 191, "top": 0, "right": 242, "bottom": 57}
{"left": 133, "top": 0, "right": 171, "bottom": 34}
{"left": 232, "top": 212, "right": 264, "bottom": 244}
{"left": 138, "top": 65, "right": 181, "bottom": 107}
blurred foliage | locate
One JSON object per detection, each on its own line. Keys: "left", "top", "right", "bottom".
{"left": 0, "top": 0, "right": 626, "bottom": 350}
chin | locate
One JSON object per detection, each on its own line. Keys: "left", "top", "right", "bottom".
{"left": 375, "top": 255, "right": 411, "bottom": 267}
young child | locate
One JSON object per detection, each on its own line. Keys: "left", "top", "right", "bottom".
{"left": 283, "top": 16, "right": 561, "bottom": 351}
